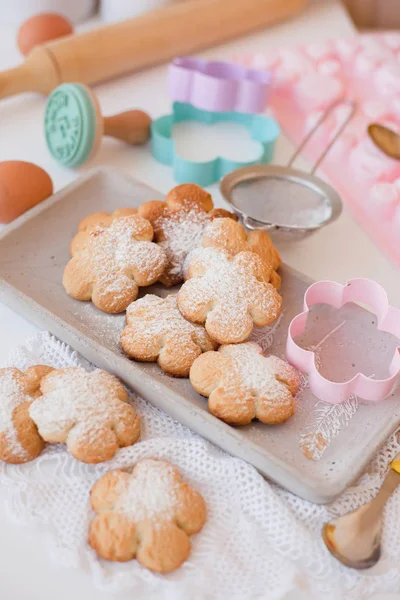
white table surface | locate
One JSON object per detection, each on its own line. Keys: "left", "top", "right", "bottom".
{"left": 0, "top": 2, "right": 398, "bottom": 599}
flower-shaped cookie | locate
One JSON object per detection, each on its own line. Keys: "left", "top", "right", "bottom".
{"left": 29, "top": 367, "right": 140, "bottom": 463}
{"left": 63, "top": 214, "right": 168, "bottom": 313}
{"left": 178, "top": 247, "right": 282, "bottom": 344}
{"left": 121, "top": 294, "right": 216, "bottom": 377}
{"left": 89, "top": 458, "right": 206, "bottom": 573}
{"left": 138, "top": 184, "right": 237, "bottom": 286}
{"left": 190, "top": 342, "right": 299, "bottom": 425}
{"left": 202, "top": 218, "right": 281, "bottom": 288}
{"left": 0, "top": 365, "right": 53, "bottom": 464}
{"left": 71, "top": 208, "right": 139, "bottom": 255}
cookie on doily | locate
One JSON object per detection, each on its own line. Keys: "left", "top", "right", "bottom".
{"left": 178, "top": 247, "right": 282, "bottom": 344}
{"left": 89, "top": 457, "right": 206, "bottom": 573}
{"left": 0, "top": 365, "right": 53, "bottom": 464}
{"left": 121, "top": 294, "right": 217, "bottom": 377}
{"left": 63, "top": 214, "right": 168, "bottom": 314}
{"left": 202, "top": 218, "right": 281, "bottom": 289}
{"left": 29, "top": 367, "right": 140, "bottom": 463}
{"left": 138, "top": 184, "right": 237, "bottom": 287}
{"left": 190, "top": 342, "right": 299, "bottom": 425}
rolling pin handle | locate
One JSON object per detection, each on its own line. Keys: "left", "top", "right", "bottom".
{"left": 0, "top": 47, "right": 60, "bottom": 100}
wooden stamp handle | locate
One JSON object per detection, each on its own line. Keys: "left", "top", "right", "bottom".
{"left": 103, "top": 110, "right": 151, "bottom": 145}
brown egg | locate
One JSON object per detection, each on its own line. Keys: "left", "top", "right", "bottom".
{"left": 17, "top": 13, "right": 73, "bottom": 57}
{"left": 0, "top": 161, "right": 53, "bottom": 224}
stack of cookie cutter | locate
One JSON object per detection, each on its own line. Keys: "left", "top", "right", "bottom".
{"left": 151, "top": 102, "right": 279, "bottom": 187}
{"left": 168, "top": 57, "right": 272, "bottom": 113}
{"left": 286, "top": 278, "right": 400, "bottom": 404}
{"left": 151, "top": 57, "right": 279, "bottom": 186}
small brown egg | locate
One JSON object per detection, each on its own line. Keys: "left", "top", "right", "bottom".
{"left": 0, "top": 161, "right": 53, "bottom": 224}
{"left": 17, "top": 13, "right": 73, "bottom": 57}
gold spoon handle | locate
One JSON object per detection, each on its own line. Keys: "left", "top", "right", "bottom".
{"left": 323, "top": 453, "right": 400, "bottom": 569}
{"left": 360, "top": 466, "right": 400, "bottom": 522}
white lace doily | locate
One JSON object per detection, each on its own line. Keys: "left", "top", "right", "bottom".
{"left": 1, "top": 332, "right": 400, "bottom": 600}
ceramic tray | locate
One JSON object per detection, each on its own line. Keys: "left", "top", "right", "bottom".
{"left": 0, "top": 167, "right": 399, "bottom": 504}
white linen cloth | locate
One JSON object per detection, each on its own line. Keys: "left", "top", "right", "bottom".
{"left": 1, "top": 332, "right": 400, "bottom": 600}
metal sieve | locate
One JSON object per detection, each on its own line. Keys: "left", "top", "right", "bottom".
{"left": 220, "top": 99, "right": 356, "bottom": 238}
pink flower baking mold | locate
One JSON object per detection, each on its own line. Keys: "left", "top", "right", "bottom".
{"left": 286, "top": 278, "right": 400, "bottom": 404}
{"left": 235, "top": 32, "right": 400, "bottom": 265}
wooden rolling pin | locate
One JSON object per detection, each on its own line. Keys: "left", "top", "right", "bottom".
{"left": 1, "top": 0, "right": 307, "bottom": 100}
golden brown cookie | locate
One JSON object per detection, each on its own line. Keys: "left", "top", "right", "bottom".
{"left": 29, "top": 367, "right": 140, "bottom": 464}
{"left": 121, "top": 294, "right": 217, "bottom": 377}
{"left": 138, "top": 184, "right": 213, "bottom": 227}
{"left": 165, "top": 183, "right": 213, "bottom": 212}
{"left": 0, "top": 365, "right": 53, "bottom": 464}
{"left": 178, "top": 247, "right": 282, "bottom": 345}
{"left": 77, "top": 208, "right": 138, "bottom": 233}
{"left": 202, "top": 218, "right": 281, "bottom": 288}
{"left": 63, "top": 214, "right": 168, "bottom": 314}
{"left": 190, "top": 342, "right": 299, "bottom": 425}
{"left": 138, "top": 184, "right": 237, "bottom": 287}
{"left": 137, "top": 200, "right": 166, "bottom": 224}
{"left": 71, "top": 209, "right": 140, "bottom": 255}
{"left": 89, "top": 458, "right": 206, "bottom": 573}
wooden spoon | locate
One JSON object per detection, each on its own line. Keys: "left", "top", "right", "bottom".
{"left": 368, "top": 123, "right": 400, "bottom": 160}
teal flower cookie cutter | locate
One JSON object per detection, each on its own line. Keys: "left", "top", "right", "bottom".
{"left": 151, "top": 102, "right": 280, "bottom": 186}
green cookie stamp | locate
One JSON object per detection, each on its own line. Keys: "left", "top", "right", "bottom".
{"left": 44, "top": 83, "right": 99, "bottom": 168}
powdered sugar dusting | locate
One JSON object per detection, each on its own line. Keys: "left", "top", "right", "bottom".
{"left": 29, "top": 368, "right": 128, "bottom": 443}
{"left": 201, "top": 218, "right": 243, "bottom": 250}
{"left": 125, "top": 294, "right": 213, "bottom": 348}
{"left": 0, "top": 369, "right": 32, "bottom": 459}
{"left": 155, "top": 203, "right": 211, "bottom": 281}
{"left": 72, "top": 216, "right": 167, "bottom": 299}
{"left": 73, "top": 305, "right": 124, "bottom": 348}
{"left": 181, "top": 247, "right": 280, "bottom": 336}
{"left": 220, "top": 343, "right": 299, "bottom": 403}
{"left": 117, "top": 458, "right": 179, "bottom": 522}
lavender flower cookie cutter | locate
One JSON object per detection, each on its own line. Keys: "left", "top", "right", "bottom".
{"left": 168, "top": 57, "right": 271, "bottom": 114}
{"left": 286, "top": 278, "right": 400, "bottom": 404}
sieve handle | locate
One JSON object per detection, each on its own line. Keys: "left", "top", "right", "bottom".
{"left": 287, "top": 98, "right": 357, "bottom": 175}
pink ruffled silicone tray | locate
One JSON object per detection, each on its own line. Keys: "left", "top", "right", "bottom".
{"left": 238, "top": 33, "right": 400, "bottom": 265}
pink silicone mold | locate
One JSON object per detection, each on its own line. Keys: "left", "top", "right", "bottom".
{"left": 286, "top": 278, "right": 400, "bottom": 404}
{"left": 236, "top": 33, "right": 400, "bottom": 265}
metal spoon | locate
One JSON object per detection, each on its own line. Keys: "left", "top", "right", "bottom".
{"left": 368, "top": 123, "right": 400, "bottom": 160}
{"left": 322, "top": 452, "right": 400, "bottom": 569}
